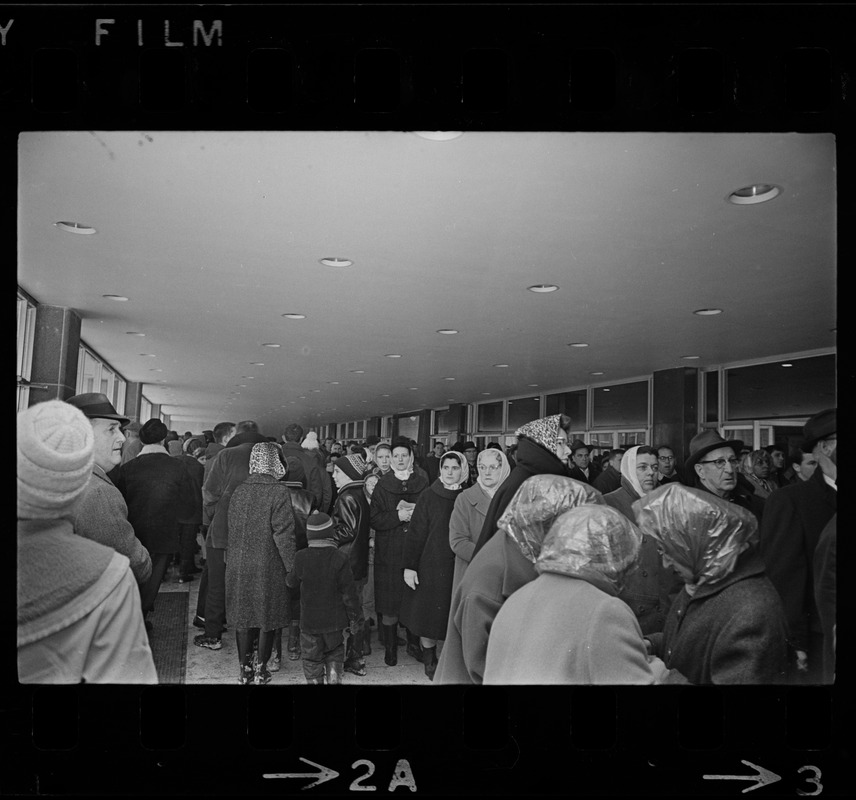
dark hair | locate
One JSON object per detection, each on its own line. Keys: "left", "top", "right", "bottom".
{"left": 236, "top": 420, "right": 259, "bottom": 434}
{"left": 654, "top": 444, "right": 674, "bottom": 456}
{"left": 558, "top": 414, "right": 572, "bottom": 432}
{"left": 440, "top": 452, "right": 463, "bottom": 467}
{"left": 635, "top": 445, "right": 658, "bottom": 458}
{"left": 487, "top": 442, "right": 502, "bottom": 450}
{"left": 283, "top": 423, "right": 304, "bottom": 443}
{"left": 374, "top": 443, "right": 392, "bottom": 456}
{"left": 213, "top": 421, "right": 235, "bottom": 442}
{"left": 611, "top": 448, "right": 626, "bottom": 459}
{"left": 391, "top": 438, "right": 413, "bottom": 455}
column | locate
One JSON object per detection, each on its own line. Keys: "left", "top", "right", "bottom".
{"left": 651, "top": 367, "right": 699, "bottom": 464}
{"left": 27, "top": 304, "right": 82, "bottom": 406}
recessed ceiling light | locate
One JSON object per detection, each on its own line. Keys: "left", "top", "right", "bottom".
{"left": 381, "top": 394, "right": 390, "bottom": 397}
{"left": 527, "top": 284, "right": 559, "bottom": 293}
{"left": 413, "top": 131, "right": 463, "bottom": 141}
{"left": 238, "top": 384, "right": 247, "bottom": 387}
{"left": 350, "top": 370, "right": 365, "bottom": 374}
{"left": 481, "top": 392, "right": 491, "bottom": 395}
{"left": 261, "top": 342, "right": 281, "bottom": 348}
{"left": 385, "top": 354, "right": 402, "bottom": 358}
{"left": 319, "top": 258, "right": 353, "bottom": 267}
{"left": 568, "top": 343, "right": 589, "bottom": 348}
{"left": 727, "top": 184, "right": 782, "bottom": 205}
{"left": 328, "top": 381, "right": 339, "bottom": 385}
{"left": 527, "top": 383, "right": 539, "bottom": 387}
{"left": 126, "top": 331, "right": 145, "bottom": 337}
{"left": 299, "top": 396, "right": 306, "bottom": 399}
{"left": 681, "top": 355, "right": 701, "bottom": 360}
{"left": 311, "top": 389, "right": 321, "bottom": 392}
{"left": 250, "top": 362, "right": 265, "bottom": 366}
{"left": 437, "top": 329, "right": 459, "bottom": 335}
{"left": 494, "top": 364, "right": 510, "bottom": 368}
{"left": 140, "top": 353, "right": 156, "bottom": 357}
{"left": 589, "top": 371, "right": 604, "bottom": 376}
{"left": 282, "top": 313, "right": 306, "bottom": 319}
{"left": 409, "top": 387, "right": 419, "bottom": 390}
{"left": 781, "top": 363, "right": 793, "bottom": 368}
{"left": 603, "top": 388, "right": 611, "bottom": 392}
{"left": 149, "top": 368, "right": 162, "bottom": 372}
{"left": 55, "top": 221, "right": 96, "bottom": 234}
{"left": 102, "top": 294, "right": 129, "bottom": 302}
{"left": 693, "top": 308, "right": 722, "bottom": 316}
{"left": 443, "top": 377, "right": 456, "bottom": 381}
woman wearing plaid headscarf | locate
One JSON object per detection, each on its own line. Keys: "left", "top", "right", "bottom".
{"left": 226, "top": 442, "right": 297, "bottom": 684}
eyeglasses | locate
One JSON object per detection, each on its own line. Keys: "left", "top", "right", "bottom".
{"left": 698, "top": 456, "right": 740, "bottom": 470}
{"left": 637, "top": 464, "right": 659, "bottom": 473}
{"left": 658, "top": 455, "right": 675, "bottom": 462}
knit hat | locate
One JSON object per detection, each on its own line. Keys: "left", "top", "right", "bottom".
{"left": 365, "top": 434, "right": 381, "bottom": 447}
{"left": 140, "top": 418, "right": 169, "bottom": 444}
{"left": 18, "top": 400, "right": 95, "bottom": 520}
{"left": 167, "top": 440, "right": 183, "bottom": 456}
{"left": 301, "top": 431, "right": 320, "bottom": 450}
{"left": 335, "top": 453, "right": 367, "bottom": 482}
{"left": 306, "top": 512, "right": 334, "bottom": 540}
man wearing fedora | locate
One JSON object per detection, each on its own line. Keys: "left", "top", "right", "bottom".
{"left": 66, "top": 393, "right": 153, "bottom": 586}
{"left": 759, "top": 408, "right": 836, "bottom": 684}
{"left": 567, "top": 440, "right": 601, "bottom": 485}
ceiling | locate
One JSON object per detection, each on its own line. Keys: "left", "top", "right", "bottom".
{"left": 17, "top": 130, "right": 837, "bottom": 434}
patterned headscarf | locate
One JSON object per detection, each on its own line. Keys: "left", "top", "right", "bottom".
{"left": 515, "top": 414, "right": 565, "bottom": 456}
{"left": 336, "top": 453, "right": 368, "bottom": 483}
{"left": 249, "top": 442, "right": 285, "bottom": 479}
{"left": 498, "top": 474, "right": 605, "bottom": 564}
{"left": 476, "top": 448, "right": 511, "bottom": 498}
{"left": 439, "top": 451, "right": 468, "bottom": 489}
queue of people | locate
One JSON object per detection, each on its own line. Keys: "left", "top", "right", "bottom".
{"left": 17, "top": 394, "right": 836, "bottom": 687}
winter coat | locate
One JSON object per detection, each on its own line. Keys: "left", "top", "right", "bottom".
{"left": 370, "top": 469, "right": 429, "bottom": 617}
{"left": 448, "top": 482, "right": 493, "bottom": 594}
{"left": 434, "top": 531, "right": 537, "bottom": 684}
{"left": 175, "top": 453, "right": 204, "bottom": 525}
{"left": 605, "top": 477, "right": 683, "bottom": 635}
{"left": 813, "top": 513, "right": 836, "bottom": 684}
{"left": 17, "top": 519, "right": 157, "bottom": 684}
{"left": 399, "top": 480, "right": 465, "bottom": 640}
{"left": 568, "top": 463, "right": 600, "bottom": 485}
{"left": 282, "top": 441, "right": 325, "bottom": 509}
{"left": 649, "top": 551, "right": 788, "bottom": 684}
{"left": 114, "top": 448, "right": 195, "bottom": 555}
{"left": 286, "top": 544, "right": 363, "bottom": 634}
{"left": 759, "top": 468, "right": 836, "bottom": 652}
{"left": 72, "top": 464, "right": 152, "bottom": 584}
{"left": 592, "top": 464, "right": 622, "bottom": 495}
{"left": 472, "top": 436, "right": 569, "bottom": 555}
{"left": 484, "top": 573, "right": 662, "bottom": 684}
{"left": 425, "top": 454, "right": 442, "bottom": 484}
{"left": 693, "top": 474, "right": 766, "bottom": 525}
{"left": 330, "top": 481, "right": 371, "bottom": 583}
{"left": 225, "top": 473, "right": 297, "bottom": 630}
{"left": 283, "top": 480, "right": 315, "bottom": 551}
{"left": 202, "top": 431, "right": 269, "bottom": 549}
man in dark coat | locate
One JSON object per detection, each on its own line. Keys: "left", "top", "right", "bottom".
{"left": 194, "top": 420, "right": 268, "bottom": 650}
{"left": 567, "top": 440, "right": 601, "bottom": 485}
{"left": 281, "top": 423, "right": 324, "bottom": 510}
{"left": 425, "top": 441, "right": 445, "bottom": 484}
{"left": 813, "top": 513, "right": 836, "bottom": 684}
{"left": 113, "top": 418, "right": 195, "bottom": 629}
{"left": 175, "top": 437, "right": 205, "bottom": 582}
{"left": 760, "top": 408, "right": 836, "bottom": 683}
{"left": 592, "top": 449, "right": 624, "bottom": 494}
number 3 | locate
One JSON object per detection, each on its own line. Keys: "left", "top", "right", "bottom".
{"left": 796, "top": 765, "right": 823, "bottom": 796}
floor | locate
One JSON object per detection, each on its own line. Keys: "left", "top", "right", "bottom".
{"left": 159, "top": 564, "right": 435, "bottom": 686}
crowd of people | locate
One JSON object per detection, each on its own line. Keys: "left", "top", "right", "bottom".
{"left": 17, "top": 392, "right": 836, "bottom": 686}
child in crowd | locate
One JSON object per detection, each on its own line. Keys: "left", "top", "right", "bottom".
{"left": 286, "top": 513, "right": 364, "bottom": 684}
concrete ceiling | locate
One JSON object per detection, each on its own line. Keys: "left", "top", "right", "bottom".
{"left": 17, "top": 130, "right": 837, "bottom": 433}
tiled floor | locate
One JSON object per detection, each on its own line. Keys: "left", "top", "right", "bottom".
{"left": 163, "top": 568, "right": 434, "bottom": 686}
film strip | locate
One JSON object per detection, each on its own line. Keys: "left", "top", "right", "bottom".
{"left": 4, "top": 3, "right": 850, "bottom": 796}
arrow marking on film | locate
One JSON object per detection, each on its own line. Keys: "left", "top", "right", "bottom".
{"left": 263, "top": 758, "right": 340, "bottom": 789}
{"left": 703, "top": 760, "right": 782, "bottom": 793}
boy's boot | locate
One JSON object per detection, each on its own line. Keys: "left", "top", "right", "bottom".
{"left": 287, "top": 621, "right": 301, "bottom": 661}
{"left": 383, "top": 623, "right": 399, "bottom": 666}
{"left": 422, "top": 645, "right": 438, "bottom": 681}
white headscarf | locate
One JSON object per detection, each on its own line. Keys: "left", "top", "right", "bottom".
{"left": 476, "top": 448, "right": 511, "bottom": 498}
{"left": 439, "top": 451, "right": 468, "bottom": 490}
{"left": 392, "top": 446, "right": 414, "bottom": 481}
{"left": 620, "top": 445, "right": 647, "bottom": 499}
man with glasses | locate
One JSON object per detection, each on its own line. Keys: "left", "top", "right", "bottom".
{"left": 760, "top": 409, "right": 837, "bottom": 684}
{"left": 685, "top": 431, "right": 765, "bottom": 524}
{"left": 655, "top": 445, "right": 684, "bottom": 485}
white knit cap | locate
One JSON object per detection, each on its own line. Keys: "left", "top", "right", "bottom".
{"left": 302, "top": 431, "right": 320, "bottom": 450}
{"left": 17, "top": 400, "right": 95, "bottom": 519}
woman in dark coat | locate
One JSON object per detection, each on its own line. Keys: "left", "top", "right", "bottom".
{"left": 635, "top": 483, "right": 788, "bottom": 684}
{"left": 472, "top": 414, "right": 572, "bottom": 557}
{"left": 399, "top": 451, "right": 468, "bottom": 679}
{"left": 226, "top": 442, "right": 297, "bottom": 685}
{"left": 370, "top": 439, "right": 429, "bottom": 666}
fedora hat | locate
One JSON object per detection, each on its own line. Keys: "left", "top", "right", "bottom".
{"left": 569, "top": 439, "right": 590, "bottom": 453}
{"left": 685, "top": 430, "right": 743, "bottom": 473}
{"left": 65, "top": 392, "right": 130, "bottom": 425}
{"left": 801, "top": 408, "right": 836, "bottom": 452}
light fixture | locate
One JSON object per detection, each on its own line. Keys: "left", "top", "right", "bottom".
{"left": 409, "top": 387, "right": 419, "bottom": 390}
{"left": 681, "top": 356, "right": 700, "bottom": 360}
{"left": 311, "top": 389, "right": 321, "bottom": 393}
{"left": 437, "top": 329, "right": 459, "bottom": 335}
{"left": 413, "top": 131, "right": 463, "bottom": 141}
{"left": 140, "top": 353, "right": 156, "bottom": 357}
{"left": 527, "top": 383, "right": 539, "bottom": 387}
{"left": 527, "top": 284, "right": 559, "bottom": 293}
{"left": 494, "top": 364, "right": 509, "bottom": 368}
{"left": 603, "top": 388, "right": 611, "bottom": 392}
{"left": 250, "top": 362, "right": 265, "bottom": 366}
{"left": 261, "top": 342, "right": 281, "bottom": 348}
{"left": 328, "top": 381, "right": 339, "bottom": 385}
{"left": 443, "top": 377, "right": 455, "bottom": 381}
{"left": 568, "top": 343, "right": 589, "bottom": 348}
{"left": 102, "top": 294, "right": 129, "bottom": 302}
{"left": 693, "top": 308, "right": 722, "bottom": 316}
{"left": 727, "top": 184, "right": 782, "bottom": 205}
{"left": 385, "top": 354, "right": 402, "bottom": 358}
{"left": 589, "top": 371, "right": 604, "bottom": 376}
{"left": 381, "top": 394, "right": 390, "bottom": 397}
{"left": 149, "top": 368, "right": 162, "bottom": 372}
{"left": 350, "top": 370, "right": 365, "bottom": 374}
{"left": 481, "top": 392, "right": 491, "bottom": 396}
{"left": 282, "top": 313, "right": 306, "bottom": 319}
{"left": 781, "top": 363, "right": 793, "bottom": 368}
{"left": 319, "top": 258, "right": 353, "bottom": 267}
{"left": 126, "top": 331, "right": 145, "bottom": 337}
{"left": 55, "top": 221, "right": 96, "bottom": 234}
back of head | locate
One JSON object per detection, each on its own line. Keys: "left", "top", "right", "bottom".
{"left": 140, "top": 418, "right": 169, "bottom": 444}
{"left": 235, "top": 420, "right": 259, "bottom": 435}
{"left": 249, "top": 442, "right": 285, "bottom": 479}
{"left": 283, "top": 423, "right": 303, "bottom": 443}
{"left": 212, "top": 421, "right": 234, "bottom": 443}
{"left": 18, "top": 400, "right": 95, "bottom": 520}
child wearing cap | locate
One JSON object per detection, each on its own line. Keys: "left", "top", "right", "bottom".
{"left": 285, "top": 512, "right": 364, "bottom": 684}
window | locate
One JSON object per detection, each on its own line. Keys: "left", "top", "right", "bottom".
{"left": 396, "top": 415, "right": 419, "bottom": 442}
{"left": 725, "top": 355, "right": 835, "bottom": 420}
{"left": 506, "top": 396, "right": 541, "bottom": 430}
{"left": 704, "top": 370, "right": 719, "bottom": 424}
{"left": 140, "top": 395, "right": 153, "bottom": 422}
{"left": 617, "top": 431, "right": 647, "bottom": 447}
{"left": 433, "top": 407, "right": 451, "bottom": 434}
{"left": 17, "top": 295, "right": 37, "bottom": 411}
{"left": 477, "top": 401, "right": 503, "bottom": 432}
{"left": 77, "top": 348, "right": 101, "bottom": 395}
{"left": 545, "top": 389, "right": 587, "bottom": 426}
{"left": 355, "top": 420, "right": 364, "bottom": 439}
{"left": 592, "top": 380, "right": 649, "bottom": 428}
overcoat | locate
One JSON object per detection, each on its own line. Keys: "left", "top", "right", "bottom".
{"left": 448, "top": 481, "right": 493, "bottom": 593}
{"left": 330, "top": 481, "right": 371, "bottom": 583}
{"left": 370, "top": 469, "right": 429, "bottom": 617}
{"left": 399, "top": 480, "right": 465, "bottom": 640}
{"left": 114, "top": 450, "right": 195, "bottom": 555}
{"left": 225, "top": 473, "right": 297, "bottom": 630}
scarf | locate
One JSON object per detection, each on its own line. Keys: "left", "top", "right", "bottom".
{"left": 620, "top": 446, "right": 647, "bottom": 499}
{"left": 249, "top": 442, "right": 285, "bottom": 479}
{"left": 439, "top": 451, "right": 468, "bottom": 490}
{"left": 514, "top": 414, "right": 564, "bottom": 456}
{"left": 476, "top": 448, "right": 511, "bottom": 498}
{"left": 392, "top": 450, "right": 414, "bottom": 481}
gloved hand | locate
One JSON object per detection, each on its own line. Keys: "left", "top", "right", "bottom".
{"left": 403, "top": 569, "right": 419, "bottom": 590}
